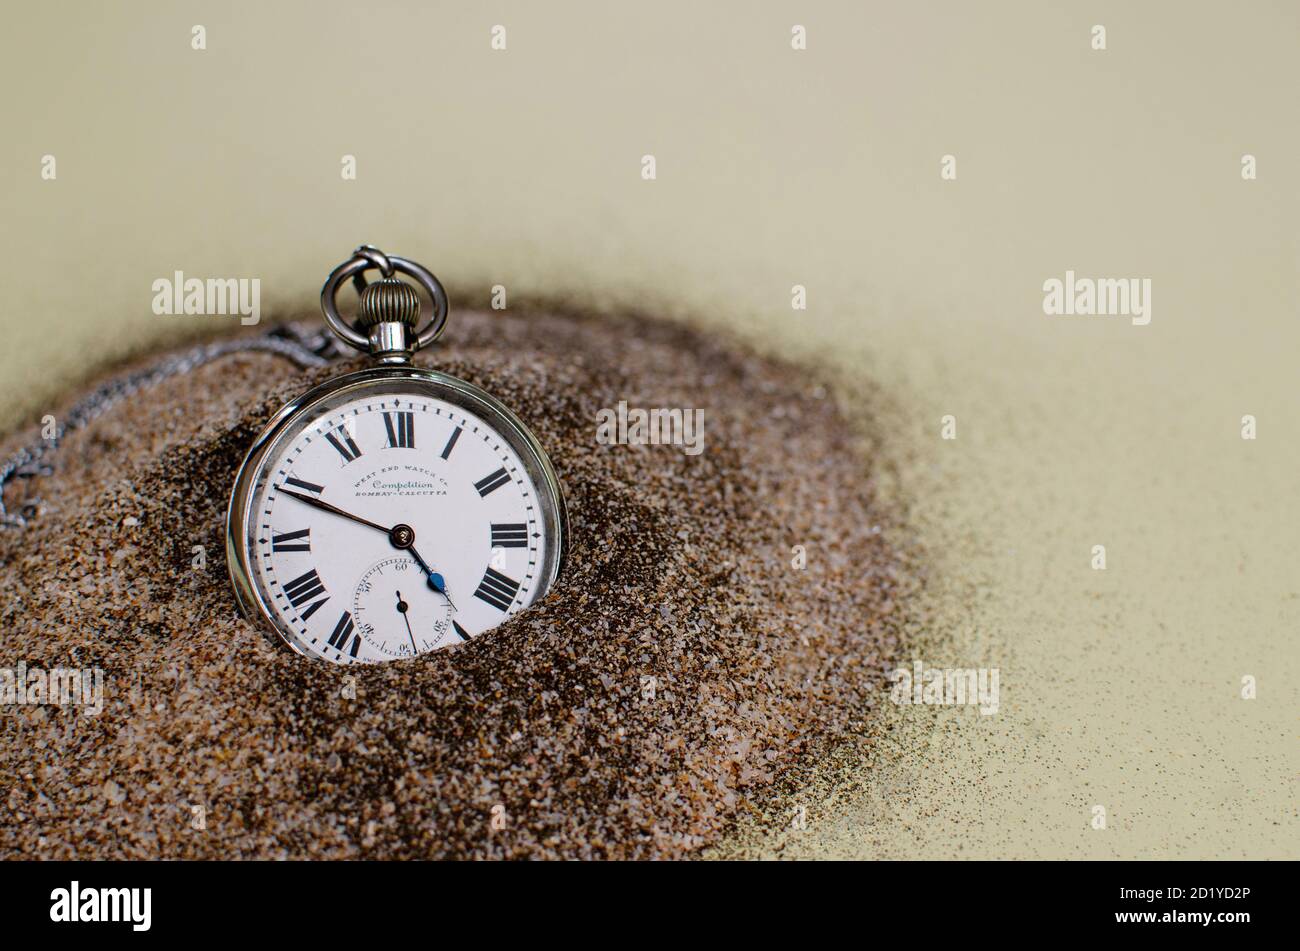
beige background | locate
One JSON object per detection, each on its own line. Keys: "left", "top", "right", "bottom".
{"left": 1, "top": 1, "right": 1296, "bottom": 858}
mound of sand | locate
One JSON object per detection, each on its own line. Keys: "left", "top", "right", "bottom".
{"left": 0, "top": 308, "right": 917, "bottom": 858}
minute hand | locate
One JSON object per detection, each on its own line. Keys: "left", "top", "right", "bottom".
{"left": 278, "top": 487, "right": 392, "bottom": 535}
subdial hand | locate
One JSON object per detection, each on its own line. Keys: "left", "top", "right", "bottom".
{"left": 395, "top": 590, "right": 418, "bottom": 655}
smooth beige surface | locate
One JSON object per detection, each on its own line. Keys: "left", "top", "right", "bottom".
{"left": 2, "top": 1, "right": 1296, "bottom": 858}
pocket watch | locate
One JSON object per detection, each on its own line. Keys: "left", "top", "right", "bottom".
{"left": 227, "top": 246, "right": 567, "bottom": 664}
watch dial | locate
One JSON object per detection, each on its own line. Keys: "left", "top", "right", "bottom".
{"left": 238, "top": 380, "right": 561, "bottom": 663}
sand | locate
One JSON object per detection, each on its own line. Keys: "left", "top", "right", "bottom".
{"left": 0, "top": 309, "right": 919, "bottom": 859}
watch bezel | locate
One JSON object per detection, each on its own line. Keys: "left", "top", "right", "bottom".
{"left": 226, "top": 365, "right": 568, "bottom": 662}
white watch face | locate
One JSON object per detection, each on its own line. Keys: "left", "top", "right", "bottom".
{"left": 233, "top": 374, "right": 563, "bottom": 664}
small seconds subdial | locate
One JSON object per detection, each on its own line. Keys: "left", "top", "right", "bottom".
{"left": 353, "top": 557, "right": 453, "bottom": 658}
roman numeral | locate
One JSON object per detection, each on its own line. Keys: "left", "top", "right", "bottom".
{"left": 271, "top": 528, "right": 311, "bottom": 552}
{"left": 452, "top": 620, "right": 471, "bottom": 642}
{"left": 327, "top": 611, "right": 359, "bottom": 658}
{"left": 473, "top": 567, "right": 521, "bottom": 612}
{"left": 490, "top": 523, "right": 528, "bottom": 548}
{"left": 383, "top": 411, "right": 415, "bottom": 449}
{"left": 440, "top": 426, "right": 462, "bottom": 460}
{"left": 474, "top": 467, "right": 511, "bottom": 497}
{"left": 283, "top": 475, "right": 324, "bottom": 494}
{"left": 284, "top": 568, "right": 328, "bottom": 620}
{"left": 325, "top": 425, "right": 363, "bottom": 463}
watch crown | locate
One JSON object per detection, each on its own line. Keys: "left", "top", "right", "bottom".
{"left": 357, "top": 278, "right": 421, "bottom": 329}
